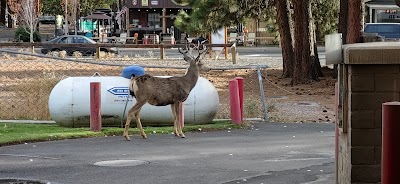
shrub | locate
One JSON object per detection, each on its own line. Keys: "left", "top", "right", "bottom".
{"left": 14, "top": 26, "right": 41, "bottom": 42}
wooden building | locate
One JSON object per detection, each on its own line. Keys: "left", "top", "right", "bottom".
{"left": 123, "top": 0, "right": 190, "bottom": 43}
{"left": 366, "top": 0, "right": 400, "bottom": 23}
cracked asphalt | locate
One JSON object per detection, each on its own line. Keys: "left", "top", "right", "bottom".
{"left": 0, "top": 122, "right": 335, "bottom": 184}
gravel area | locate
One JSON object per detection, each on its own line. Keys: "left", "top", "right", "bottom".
{"left": 0, "top": 50, "right": 335, "bottom": 123}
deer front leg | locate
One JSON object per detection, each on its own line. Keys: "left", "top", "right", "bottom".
{"left": 175, "top": 102, "right": 185, "bottom": 138}
{"left": 134, "top": 108, "right": 147, "bottom": 139}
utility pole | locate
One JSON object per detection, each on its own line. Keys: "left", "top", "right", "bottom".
{"left": 64, "top": 0, "right": 68, "bottom": 35}
{"left": 74, "top": 0, "right": 77, "bottom": 35}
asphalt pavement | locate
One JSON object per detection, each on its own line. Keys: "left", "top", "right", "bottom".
{"left": 0, "top": 122, "right": 335, "bottom": 184}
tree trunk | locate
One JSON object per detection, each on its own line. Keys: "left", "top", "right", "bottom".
{"left": 347, "top": 0, "right": 363, "bottom": 43}
{"left": 309, "top": 0, "right": 322, "bottom": 80}
{"left": 0, "top": 0, "right": 6, "bottom": 25}
{"left": 339, "top": 0, "right": 348, "bottom": 44}
{"left": 274, "top": 0, "right": 294, "bottom": 78}
{"left": 30, "top": 30, "right": 33, "bottom": 43}
{"left": 333, "top": 0, "right": 349, "bottom": 79}
{"left": 292, "top": 0, "right": 312, "bottom": 84}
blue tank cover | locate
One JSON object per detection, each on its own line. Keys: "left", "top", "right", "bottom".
{"left": 121, "top": 66, "right": 146, "bottom": 79}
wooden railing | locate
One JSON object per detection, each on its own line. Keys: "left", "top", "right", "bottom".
{"left": 0, "top": 42, "right": 237, "bottom": 63}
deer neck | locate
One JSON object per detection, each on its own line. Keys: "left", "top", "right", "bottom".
{"left": 183, "top": 62, "right": 199, "bottom": 87}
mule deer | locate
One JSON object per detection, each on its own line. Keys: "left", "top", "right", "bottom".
{"left": 123, "top": 45, "right": 209, "bottom": 141}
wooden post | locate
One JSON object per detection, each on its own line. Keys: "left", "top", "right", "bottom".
{"left": 231, "top": 43, "right": 237, "bottom": 64}
{"left": 160, "top": 46, "right": 165, "bottom": 60}
{"left": 208, "top": 34, "right": 212, "bottom": 59}
{"left": 125, "top": 6, "right": 130, "bottom": 37}
{"left": 162, "top": 8, "right": 167, "bottom": 33}
{"left": 96, "top": 47, "right": 100, "bottom": 59}
{"left": 224, "top": 27, "right": 228, "bottom": 59}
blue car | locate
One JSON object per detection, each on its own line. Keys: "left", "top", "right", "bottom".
{"left": 363, "top": 23, "right": 400, "bottom": 41}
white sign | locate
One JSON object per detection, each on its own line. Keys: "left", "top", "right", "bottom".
{"left": 106, "top": 86, "right": 133, "bottom": 103}
{"left": 151, "top": 0, "right": 158, "bottom": 5}
{"left": 211, "top": 28, "right": 226, "bottom": 51}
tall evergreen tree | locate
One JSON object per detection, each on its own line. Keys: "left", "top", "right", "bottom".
{"left": 272, "top": 0, "right": 294, "bottom": 78}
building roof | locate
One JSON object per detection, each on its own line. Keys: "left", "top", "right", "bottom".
{"left": 366, "top": 0, "right": 396, "bottom": 5}
{"left": 84, "top": 12, "right": 111, "bottom": 20}
{"left": 126, "top": 0, "right": 190, "bottom": 9}
{"left": 366, "top": 0, "right": 400, "bottom": 9}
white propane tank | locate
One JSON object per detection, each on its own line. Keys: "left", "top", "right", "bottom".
{"left": 48, "top": 76, "right": 219, "bottom": 127}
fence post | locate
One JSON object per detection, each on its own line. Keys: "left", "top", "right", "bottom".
{"left": 257, "top": 67, "right": 268, "bottom": 121}
{"left": 231, "top": 43, "right": 237, "bottom": 64}
{"left": 96, "top": 47, "right": 100, "bottom": 59}
{"left": 160, "top": 45, "right": 165, "bottom": 60}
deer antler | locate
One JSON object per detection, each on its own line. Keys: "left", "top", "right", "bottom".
{"left": 179, "top": 42, "right": 209, "bottom": 62}
{"left": 196, "top": 44, "right": 209, "bottom": 60}
{"left": 179, "top": 42, "right": 195, "bottom": 62}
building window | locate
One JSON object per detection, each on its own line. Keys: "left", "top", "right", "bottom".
{"left": 148, "top": 13, "right": 160, "bottom": 28}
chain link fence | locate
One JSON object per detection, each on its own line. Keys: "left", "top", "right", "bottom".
{"left": 0, "top": 43, "right": 268, "bottom": 123}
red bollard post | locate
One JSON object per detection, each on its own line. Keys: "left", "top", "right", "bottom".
{"left": 235, "top": 77, "right": 244, "bottom": 120}
{"left": 229, "top": 79, "right": 242, "bottom": 125}
{"left": 179, "top": 103, "right": 184, "bottom": 128}
{"left": 335, "top": 82, "right": 339, "bottom": 183}
{"left": 382, "top": 102, "right": 400, "bottom": 184}
{"left": 90, "top": 82, "right": 102, "bottom": 132}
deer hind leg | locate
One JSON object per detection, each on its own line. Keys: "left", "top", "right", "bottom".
{"left": 123, "top": 100, "right": 147, "bottom": 141}
{"left": 171, "top": 104, "right": 179, "bottom": 136}
{"left": 175, "top": 102, "right": 185, "bottom": 138}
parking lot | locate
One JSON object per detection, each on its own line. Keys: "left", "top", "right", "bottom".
{"left": 0, "top": 122, "right": 335, "bottom": 184}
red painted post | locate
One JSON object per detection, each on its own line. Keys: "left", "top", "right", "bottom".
{"left": 179, "top": 103, "right": 184, "bottom": 128}
{"left": 90, "top": 82, "right": 102, "bottom": 132}
{"left": 235, "top": 77, "right": 244, "bottom": 120}
{"left": 335, "top": 82, "right": 339, "bottom": 183}
{"left": 382, "top": 102, "right": 400, "bottom": 184}
{"left": 229, "top": 79, "right": 242, "bottom": 125}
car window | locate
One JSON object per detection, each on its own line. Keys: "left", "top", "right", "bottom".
{"left": 74, "top": 37, "right": 89, "bottom": 43}
{"left": 365, "top": 24, "right": 400, "bottom": 33}
{"left": 58, "top": 37, "right": 74, "bottom": 43}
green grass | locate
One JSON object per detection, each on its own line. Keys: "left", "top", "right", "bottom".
{"left": 0, "top": 121, "right": 244, "bottom": 146}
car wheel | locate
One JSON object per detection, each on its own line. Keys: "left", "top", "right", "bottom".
{"left": 100, "top": 48, "right": 109, "bottom": 53}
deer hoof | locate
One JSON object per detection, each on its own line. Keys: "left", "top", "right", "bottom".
{"left": 141, "top": 134, "right": 147, "bottom": 139}
{"left": 180, "top": 134, "right": 186, "bottom": 138}
{"left": 124, "top": 135, "right": 131, "bottom": 141}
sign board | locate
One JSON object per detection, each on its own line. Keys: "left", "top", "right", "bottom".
{"left": 211, "top": 28, "right": 226, "bottom": 51}
{"left": 106, "top": 86, "right": 132, "bottom": 103}
{"left": 142, "top": 0, "right": 148, "bottom": 6}
{"left": 151, "top": 0, "right": 158, "bottom": 5}
{"left": 325, "top": 33, "right": 343, "bottom": 65}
